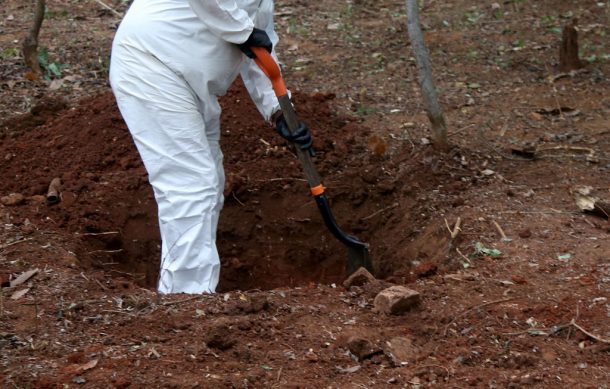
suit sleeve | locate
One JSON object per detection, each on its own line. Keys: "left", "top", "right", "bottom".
{"left": 188, "top": 0, "right": 254, "bottom": 44}
{"left": 239, "top": 0, "right": 285, "bottom": 121}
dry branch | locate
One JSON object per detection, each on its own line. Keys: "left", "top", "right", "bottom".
{"left": 570, "top": 319, "right": 610, "bottom": 344}
{"left": 92, "top": 0, "right": 122, "bottom": 17}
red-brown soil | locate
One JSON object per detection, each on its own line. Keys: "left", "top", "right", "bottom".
{"left": 1, "top": 0, "right": 609, "bottom": 387}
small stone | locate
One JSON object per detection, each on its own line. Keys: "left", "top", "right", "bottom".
{"left": 0, "top": 193, "right": 25, "bottom": 206}
{"left": 305, "top": 349, "right": 319, "bottom": 362}
{"left": 343, "top": 267, "right": 376, "bottom": 289}
{"left": 374, "top": 286, "right": 421, "bottom": 315}
{"left": 518, "top": 228, "right": 532, "bottom": 238}
{"left": 346, "top": 336, "right": 381, "bottom": 361}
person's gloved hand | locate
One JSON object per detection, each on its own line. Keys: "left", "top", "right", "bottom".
{"left": 274, "top": 113, "right": 314, "bottom": 155}
{"left": 238, "top": 28, "right": 272, "bottom": 59}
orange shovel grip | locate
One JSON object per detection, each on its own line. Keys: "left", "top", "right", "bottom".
{"left": 251, "top": 47, "right": 288, "bottom": 97}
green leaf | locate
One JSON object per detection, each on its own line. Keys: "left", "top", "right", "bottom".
{"left": 261, "top": 364, "right": 272, "bottom": 371}
{"left": 474, "top": 242, "right": 502, "bottom": 258}
{"left": 47, "top": 62, "right": 62, "bottom": 77}
{"left": 557, "top": 253, "right": 572, "bottom": 261}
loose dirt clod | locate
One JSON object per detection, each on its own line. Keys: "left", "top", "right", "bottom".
{"left": 0, "top": 193, "right": 25, "bottom": 206}
{"left": 346, "top": 336, "right": 382, "bottom": 361}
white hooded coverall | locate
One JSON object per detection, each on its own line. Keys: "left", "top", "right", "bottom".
{"left": 109, "top": 0, "right": 281, "bottom": 294}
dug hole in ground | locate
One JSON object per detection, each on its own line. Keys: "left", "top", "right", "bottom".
{"left": 1, "top": 0, "right": 610, "bottom": 387}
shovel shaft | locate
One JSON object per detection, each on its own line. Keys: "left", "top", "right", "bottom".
{"left": 252, "top": 47, "right": 323, "bottom": 195}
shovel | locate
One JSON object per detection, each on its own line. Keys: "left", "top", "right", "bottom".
{"left": 252, "top": 47, "right": 373, "bottom": 275}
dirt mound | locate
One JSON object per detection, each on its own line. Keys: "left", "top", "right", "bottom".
{"left": 0, "top": 80, "right": 478, "bottom": 290}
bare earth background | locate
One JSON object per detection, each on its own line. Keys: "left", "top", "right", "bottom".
{"left": 1, "top": 0, "right": 609, "bottom": 387}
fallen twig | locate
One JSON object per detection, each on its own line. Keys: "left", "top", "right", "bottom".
{"left": 255, "top": 177, "right": 307, "bottom": 182}
{"left": 87, "top": 249, "right": 123, "bottom": 255}
{"left": 231, "top": 192, "right": 245, "bottom": 206}
{"left": 91, "top": 0, "right": 122, "bottom": 16}
{"left": 161, "top": 295, "right": 201, "bottom": 306}
{"left": 414, "top": 364, "right": 452, "bottom": 376}
{"left": 443, "top": 297, "right": 523, "bottom": 336}
{"left": 502, "top": 324, "right": 570, "bottom": 336}
{"left": 362, "top": 202, "right": 399, "bottom": 221}
{"left": 444, "top": 217, "right": 462, "bottom": 239}
{"left": 101, "top": 309, "right": 135, "bottom": 316}
{"left": 78, "top": 231, "right": 120, "bottom": 236}
{"left": 570, "top": 319, "right": 610, "bottom": 344}
{"left": 0, "top": 238, "right": 33, "bottom": 250}
{"left": 94, "top": 278, "right": 108, "bottom": 291}
{"left": 455, "top": 248, "right": 472, "bottom": 266}
{"left": 9, "top": 268, "right": 39, "bottom": 288}
{"left": 447, "top": 124, "right": 475, "bottom": 138}
{"left": 491, "top": 220, "right": 509, "bottom": 241}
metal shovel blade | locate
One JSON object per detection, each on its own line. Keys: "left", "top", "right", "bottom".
{"left": 315, "top": 194, "right": 373, "bottom": 274}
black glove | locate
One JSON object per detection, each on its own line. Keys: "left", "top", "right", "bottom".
{"left": 238, "top": 28, "right": 272, "bottom": 59}
{"left": 274, "top": 113, "right": 314, "bottom": 155}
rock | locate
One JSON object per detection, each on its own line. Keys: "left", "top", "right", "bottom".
{"left": 0, "top": 193, "right": 25, "bottom": 206}
{"left": 374, "top": 286, "right": 421, "bottom": 315}
{"left": 343, "top": 267, "right": 376, "bottom": 289}
{"left": 346, "top": 336, "right": 381, "bottom": 361}
{"left": 518, "top": 228, "right": 532, "bottom": 238}
{"left": 383, "top": 337, "right": 419, "bottom": 366}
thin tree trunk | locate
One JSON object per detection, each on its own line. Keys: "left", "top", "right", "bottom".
{"left": 22, "top": 0, "right": 46, "bottom": 75}
{"left": 405, "top": 0, "right": 449, "bottom": 151}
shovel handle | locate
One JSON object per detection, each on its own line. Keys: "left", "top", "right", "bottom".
{"left": 251, "top": 47, "right": 324, "bottom": 196}
{"left": 252, "top": 47, "right": 288, "bottom": 97}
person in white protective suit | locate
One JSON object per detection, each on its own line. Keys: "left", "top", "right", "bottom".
{"left": 109, "top": 0, "right": 313, "bottom": 294}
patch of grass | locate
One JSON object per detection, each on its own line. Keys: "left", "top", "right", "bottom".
{"left": 355, "top": 105, "right": 379, "bottom": 116}
{"left": 466, "top": 49, "right": 479, "bottom": 60}
{"left": 0, "top": 47, "right": 20, "bottom": 59}
{"left": 286, "top": 18, "right": 309, "bottom": 37}
{"left": 540, "top": 15, "right": 561, "bottom": 34}
{"left": 464, "top": 10, "right": 485, "bottom": 25}
{"left": 494, "top": 57, "right": 513, "bottom": 70}
{"left": 44, "top": 9, "right": 70, "bottom": 20}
